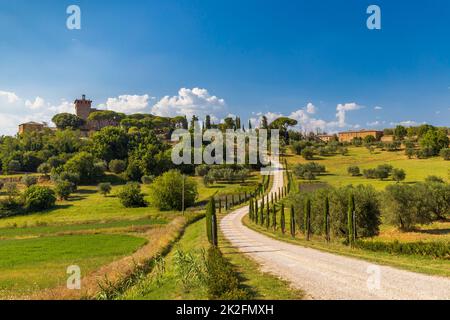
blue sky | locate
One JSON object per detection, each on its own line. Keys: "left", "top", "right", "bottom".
{"left": 0, "top": 0, "right": 449, "bottom": 135}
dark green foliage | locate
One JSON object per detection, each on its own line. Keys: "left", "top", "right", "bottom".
{"left": 98, "top": 182, "right": 112, "bottom": 197}
{"left": 348, "top": 193, "right": 355, "bottom": 245}
{"left": 392, "top": 168, "right": 406, "bottom": 183}
{"left": 272, "top": 205, "right": 277, "bottom": 231}
{"left": 149, "top": 170, "right": 198, "bottom": 211}
{"left": 347, "top": 166, "right": 360, "bottom": 176}
{"left": 204, "top": 247, "right": 250, "bottom": 300}
{"left": 63, "top": 152, "right": 104, "bottom": 183}
{"left": 254, "top": 199, "right": 259, "bottom": 224}
{"left": 260, "top": 197, "right": 265, "bottom": 226}
{"left": 108, "top": 159, "right": 127, "bottom": 174}
{"left": 23, "top": 185, "right": 56, "bottom": 212}
{"left": 206, "top": 197, "right": 218, "bottom": 246}
{"left": 266, "top": 201, "right": 270, "bottom": 229}
{"left": 55, "top": 180, "right": 75, "bottom": 200}
{"left": 356, "top": 240, "right": 450, "bottom": 259}
{"left": 440, "top": 148, "right": 450, "bottom": 160}
{"left": 117, "top": 183, "right": 147, "bottom": 208}
{"left": 52, "top": 113, "right": 85, "bottom": 130}
{"left": 304, "top": 198, "right": 311, "bottom": 240}
{"left": 21, "top": 175, "right": 37, "bottom": 187}
{"left": 141, "top": 175, "right": 155, "bottom": 185}
{"left": 324, "top": 196, "right": 330, "bottom": 242}
{"left": 280, "top": 203, "right": 285, "bottom": 234}
{"left": 290, "top": 205, "right": 295, "bottom": 237}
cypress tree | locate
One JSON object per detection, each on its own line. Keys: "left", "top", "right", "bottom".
{"left": 255, "top": 199, "right": 259, "bottom": 224}
{"left": 205, "top": 197, "right": 216, "bottom": 244}
{"left": 218, "top": 197, "right": 222, "bottom": 214}
{"left": 211, "top": 209, "right": 218, "bottom": 246}
{"left": 249, "top": 198, "right": 253, "bottom": 220}
{"left": 348, "top": 193, "right": 355, "bottom": 246}
{"left": 290, "top": 205, "right": 296, "bottom": 237}
{"left": 272, "top": 204, "right": 277, "bottom": 231}
{"left": 271, "top": 193, "right": 274, "bottom": 206}
{"left": 225, "top": 195, "right": 228, "bottom": 211}
{"left": 280, "top": 203, "right": 285, "bottom": 234}
{"left": 324, "top": 196, "right": 330, "bottom": 242}
{"left": 260, "top": 197, "right": 265, "bottom": 226}
{"left": 266, "top": 201, "right": 270, "bottom": 229}
{"left": 245, "top": 191, "right": 248, "bottom": 201}
{"left": 304, "top": 198, "right": 311, "bottom": 241}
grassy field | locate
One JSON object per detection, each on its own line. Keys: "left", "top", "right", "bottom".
{"left": 286, "top": 147, "right": 449, "bottom": 190}
{"left": 122, "top": 217, "right": 304, "bottom": 300}
{"left": 0, "top": 234, "right": 147, "bottom": 298}
{"left": 0, "top": 172, "right": 262, "bottom": 299}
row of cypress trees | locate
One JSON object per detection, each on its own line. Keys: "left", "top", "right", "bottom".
{"left": 249, "top": 179, "right": 357, "bottom": 246}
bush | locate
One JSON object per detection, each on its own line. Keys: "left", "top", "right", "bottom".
{"left": 21, "top": 175, "right": 38, "bottom": 187}
{"left": 301, "top": 148, "right": 314, "bottom": 160}
{"left": 23, "top": 185, "right": 56, "bottom": 212}
{"left": 383, "top": 184, "right": 433, "bottom": 230}
{"left": 117, "top": 183, "right": 147, "bottom": 208}
{"left": 141, "top": 175, "right": 155, "bottom": 185}
{"left": 37, "top": 162, "right": 52, "bottom": 176}
{"left": 347, "top": 166, "right": 360, "bottom": 176}
{"left": 55, "top": 180, "right": 75, "bottom": 200}
{"left": 440, "top": 148, "right": 450, "bottom": 160}
{"left": 98, "top": 182, "right": 112, "bottom": 197}
{"left": 124, "top": 159, "right": 143, "bottom": 182}
{"left": 425, "top": 175, "right": 444, "bottom": 184}
{"left": 203, "top": 247, "right": 249, "bottom": 300}
{"left": 64, "top": 152, "right": 104, "bottom": 183}
{"left": 149, "top": 170, "right": 198, "bottom": 211}
{"left": 0, "top": 180, "right": 4, "bottom": 190}
{"left": 108, "top": 159, "right": 127, "bottom": 174}
{"left": 391, "top": 168, "right": 406, "bottom": 183}
{"left": 4, "top": 182, "right": 19, "bottom": 200}
{"left": 7, "top": 160, "right": 21, "bottom": 173}
{"left": 355, "top": 240, "right": 450, "bottom": 259}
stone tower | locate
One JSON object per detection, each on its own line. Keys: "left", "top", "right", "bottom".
{"left": 74, "top": 94, "right": 92, "bottom": 121}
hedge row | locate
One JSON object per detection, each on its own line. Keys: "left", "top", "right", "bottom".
{"left": 355, "top": 240, "right": 450, "bottom": 259}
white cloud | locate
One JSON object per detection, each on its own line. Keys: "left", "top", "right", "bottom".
{"left": 367, "top": 120, "right": 385, "bottom": 127}
{"left": 0, "top": 90, "right": 20, "bottom": 104}
{"left": 374, "top": 106, "right": 383, "bottom": 110}
{"left": 48, "top": 100, "right": 75, "bottom": 114}
{"left": 336, "top": 103, "right": 362, "bottom": 127}
{"left": 152, "top": 88, "right": 226, "bottom": 119}
{"left": 306, "top": 103, "right": 316, "bottom": 114}
{"left": 25, "top": 96, "right": 47, "bottom": 110}
{"left": 99, "top": 94, "right": 150, "bottom": 114}
{"left": 390, "top": 120, "right": 421, "bottom": 127}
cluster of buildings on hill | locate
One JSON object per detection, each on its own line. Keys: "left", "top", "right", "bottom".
{"left": 17, "top": 95, "right": 396, "bottom": 143}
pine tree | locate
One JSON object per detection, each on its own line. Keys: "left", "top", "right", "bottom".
{"left": 304, "top": 198, "right": 311, "bottom": 241}
{"left": 280, "top": 203, "right": 285, "bottom": 234}
{"left": 324, "top": 196, "right": 330, "bottom": 242}
{"left": 290, "top": 205, "right": 296, "bottom": 237}
{"left": 348, "top": 193, "right": 355, "bottom": 246}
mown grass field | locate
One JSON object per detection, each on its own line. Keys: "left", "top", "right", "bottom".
{"left": 286, "top": 146, "right": 449, "bottom": 190}
{"left": 122, "top": 217, "right": 303, "bottom": 300}
{"left": 0, "top": 234, "right": 147, "bottom": 298}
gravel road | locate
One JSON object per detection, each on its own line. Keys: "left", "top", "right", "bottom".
{"left": 220, "top": 160, "right": 450, "bottom": 300}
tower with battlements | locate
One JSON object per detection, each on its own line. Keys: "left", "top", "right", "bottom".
{"left": 74, "top": 94, "right": 93, "bottom": 121}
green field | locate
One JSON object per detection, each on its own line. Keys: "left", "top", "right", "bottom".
{"left": 286, "top": 146, "right": 449, "bottom": 190}
{"left": 0, "top": 234, "right": 147, "bottom": 298}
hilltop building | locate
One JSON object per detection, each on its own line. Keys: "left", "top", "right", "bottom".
{"left": 317, "top": 134, "right": 335, "bottom": 143}
{"left": 338, "top": 130, "right": 383, "bottom": 143}
{"left": 18, "top": 122, "right": 46, "bottom": 135}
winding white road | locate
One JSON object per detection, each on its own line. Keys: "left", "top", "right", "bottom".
{"left": 220, "top": 160, "right": 450, "bottom": 300}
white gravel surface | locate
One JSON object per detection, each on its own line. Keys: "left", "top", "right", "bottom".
{"left": 220, "top": 160, "right": 450, "bottom": 300}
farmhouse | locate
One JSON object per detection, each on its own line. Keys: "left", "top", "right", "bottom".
{"left": 338, "top": 129, "right": 383, "bottom": 143}
{"left": 317, "top": 134, "right": 335, "bottom": 142}
{"left": 18, "top": 121, "right": 46, "bottom": 135}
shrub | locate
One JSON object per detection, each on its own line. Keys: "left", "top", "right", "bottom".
{"left": 384, "top": 184, "right": 433, "bottom": 230}
{"left": 7, "top": 160, "right": 21, "bottom": 173}
{"left": 4, "top": 182, "right": 19, "bottom": 200}
{"left": 405, "top": 147, "right": 415, "bottom": 159}
{"left": 141, "top": 175, "right": 155, "bottom": 185}
{"left": 355, "top": 240, "right": 450, "bottom": 259}
{"left": 363, "top": 168, "right": 377, "bottom": 179}
{"left": 55, "top": 180, "right": 75, "bottom": 200}
{"left": 347, "top": 166, "right": 360, "bottom": 176}
{"left": 195, "top": 164, "right": 210, "bottom": 176}
{"left": 21, "top": 175, "right": 38, "bottom": 187}
{"left": 391, "top": 168, "right": 406, "bottom": 183}
{"left": 440, "top": 148, "right": 450, "bottom": 160}
{"left": 149, "top": 170, "right": 198, "bottom": 211}
{"left": 0, "top": 180, "right": 3, "bottom": 190}
{"left": 425, "top": 175, "right": 444, "bottom": 184}
{"left": 124, "top": 159, "right": 143, "bottom": 182}
{"left": 98, "top": 182, "right": 112, "bottom": 197}
{"left": 108, "top": 159, "right": 127, "bottom": 174}
{"left": 37, "top": 162, "right": 52, "bottom": 176}
{"left": 203, "top": 247, "right": 249, "bottom": 300}
{"left": 23, "top": 186, "right": 56, "bottom": 211}
{"left": 63, "top": 152, "right": 104, "bottom": 183}
{"left": 301, "top": 148, "right": 314, "bottom": 160}
{"left": 117, "top": 183, "right": 147, "bottom": 208}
